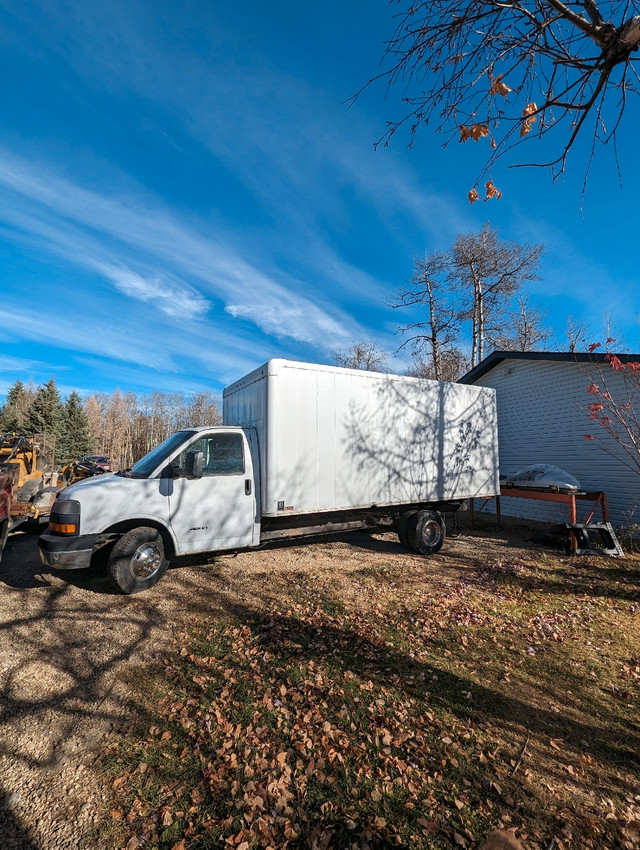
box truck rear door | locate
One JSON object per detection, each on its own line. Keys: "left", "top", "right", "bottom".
{"left": 169, "top": 430, "right": 257, "bottom": 555}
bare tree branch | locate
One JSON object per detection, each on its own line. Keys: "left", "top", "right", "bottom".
{"left": 333, "top": 340, "right": 390, "bottom": 372}
{"left": 355, "top": 1, "right": 640, "bottom": 187}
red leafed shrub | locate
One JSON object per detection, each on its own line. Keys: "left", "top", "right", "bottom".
{"left": 584, "top": 343, "right": 640, "bottom": 474}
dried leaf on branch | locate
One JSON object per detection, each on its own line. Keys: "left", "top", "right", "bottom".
{"left": 355, "top": 1, "right": 640, "bottom": 189}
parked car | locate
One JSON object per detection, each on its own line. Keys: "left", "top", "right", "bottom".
{"left": 81, "top": 455, "right": 112, "bottom": 472}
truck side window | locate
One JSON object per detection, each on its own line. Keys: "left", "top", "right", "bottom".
{"left": 180, "top": 433, "right": 244, "bottom": 476}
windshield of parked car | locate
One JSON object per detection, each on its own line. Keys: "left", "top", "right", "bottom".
{"left": 124, "top": 430, "right": 196, "bottom": 479}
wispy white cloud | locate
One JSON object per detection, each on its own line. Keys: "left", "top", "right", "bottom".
{"left": 0, "top": 354, "right": 70, "bottom": 373}
{"left": 0, "top": 2, "right": 479, "bottom": 395}
{"left": 225, "top": 300, "right": 351, "bottom": 345}
{"left": 0, "top": 150, "right": 362, "bottom": 351}
{"left": 72, "top": 356, "right": 228, "bottom": 396}
{"left": 93, "top": 264, "right": 210, "bottom": 320}
{"left": 0, "top": 5, "right": 468, "bottom": 294}
{"left": 0, "top": 307, "right": 179, "bottom": 372}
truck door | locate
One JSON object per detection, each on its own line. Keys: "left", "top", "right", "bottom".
{"left": 168, "top": 430, "right": 258, "bottom": 555}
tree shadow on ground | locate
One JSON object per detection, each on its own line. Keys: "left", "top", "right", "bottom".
{"left": 243, "top": 606, "right": 639, "bottom": 776}
{"left": 0, "top": 790, "right": 40, "bottom": 849}
{"left": 0, "top": 535, "right": 240, "bottom": 771}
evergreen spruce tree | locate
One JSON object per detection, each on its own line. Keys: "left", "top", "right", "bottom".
{"left": 0, "top": 379, "right": 33, "bottom": 432}
{"left": 63, "top": 392, "right": 93, "bottom": 463}
{"left": 25, "top": 378, "right": 66, "bottom": 455}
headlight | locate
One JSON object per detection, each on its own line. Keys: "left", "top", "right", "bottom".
{"left": 49, "top": 499, "right": 80, "bottom": 536}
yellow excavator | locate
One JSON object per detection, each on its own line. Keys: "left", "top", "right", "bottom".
{"left": 0, "top": 433, "right": 59, "bottom": 533}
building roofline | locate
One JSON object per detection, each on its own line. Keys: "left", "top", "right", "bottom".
{"left": 459, "top": 350, "right": 640, "bottom": 384}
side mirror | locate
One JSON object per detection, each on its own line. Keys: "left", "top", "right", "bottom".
{"left": 185, "top": 450, "right": 204, "bottom": 479}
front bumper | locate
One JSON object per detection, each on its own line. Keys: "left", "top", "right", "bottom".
{"left": 38, "top": 533, "right": 98, "bottom": 570}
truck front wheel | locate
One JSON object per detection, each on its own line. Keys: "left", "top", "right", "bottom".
{"left": 407, "top": 510, "right": 445, "bottom": 556}
{"left": 107, "top": 527, "right": 169, "bottom": 594}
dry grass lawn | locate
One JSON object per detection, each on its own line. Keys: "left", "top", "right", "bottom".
{"left": 97, "top": 521, "right": 640, "bottom": 849}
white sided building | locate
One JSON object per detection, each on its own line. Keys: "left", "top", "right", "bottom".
{"left": 460, "top": 351, "right": 640, "bottom": 529}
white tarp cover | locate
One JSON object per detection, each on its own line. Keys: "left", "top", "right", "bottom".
{"left": 502, "top": 464, "right": 580, "bottom": 491}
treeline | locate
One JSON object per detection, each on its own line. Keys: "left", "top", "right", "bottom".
{"left": 0, "top": 378, "right": 221, "bottom": 470}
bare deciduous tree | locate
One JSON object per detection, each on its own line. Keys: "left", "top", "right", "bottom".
{"left": 84, "top": 395, "right": 103, "bottom": 452}
{"left": 392, "top": 251, "right": 461, "bottom": 380}
{"left": 489, "top": 295, "right": 553, "bottom": 351}
{"left": 358, "top": 1, "right": 640, "bottom": 188}
{"left": 452, "top": 223, "right": 544, "bottom": 365}
{"left": 81, "top": 389, "right": 222, "bottom": 470}
{"left": 392, "top": 223, "right": 543, "bottom": 374}
{"left": 406, "top": 349, "right": 470, "bottom": 381}
{"left": 181, "top": 392, "right": 223, "bottom": 429}
{"left": 334, "top": 340, "right": 390, "bottom": 372}
{"left": 565, "top": 314, "right": 593, "bottom": 352}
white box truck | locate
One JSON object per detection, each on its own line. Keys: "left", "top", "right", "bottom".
{"left": 38, "top": 360, "right": 499, "bottom": 593}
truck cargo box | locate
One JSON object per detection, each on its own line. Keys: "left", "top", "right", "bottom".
{"left": 223, "top": 359, "right": 498, "bottom": 517}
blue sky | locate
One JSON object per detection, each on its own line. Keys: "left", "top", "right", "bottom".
{"left": 1, "top": 0, "right": 638, "bottom": 400}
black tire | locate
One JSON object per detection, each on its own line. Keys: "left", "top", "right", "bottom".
{"left": 107, "top": 527, "right": 169, "bottom": 594}
{"left": 407, "top": 510, "right": 446, "bottom": 556}
{"left": 396, "top": 510, "right": 418, "bottom": 548}
{"left": 16, "top": 479, "right": 41, "bottom": 503}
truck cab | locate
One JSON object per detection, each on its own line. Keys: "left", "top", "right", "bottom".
{"left": 39, "top": 427, "right": 260, "bottom": 593}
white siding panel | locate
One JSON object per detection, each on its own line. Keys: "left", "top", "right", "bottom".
{"left": 473, "top": 360, "right": 640, "bottom": 528}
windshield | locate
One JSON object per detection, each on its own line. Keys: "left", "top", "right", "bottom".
{"left": 126, "top": 430, "right": 197, "bottom": 479}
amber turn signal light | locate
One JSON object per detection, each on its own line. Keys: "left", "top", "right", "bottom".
{"left": 50, "top": 522, "right": 77, "bottom": 535}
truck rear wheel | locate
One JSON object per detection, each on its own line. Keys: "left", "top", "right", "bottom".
{"left": 107, "top": 527, "right": 169, "bottom": 594}
{"left": 407, "top": 510, "right": 445, "bottom": 556}
{"left": 396, "top": 510, "right": 418, "bottom": 548}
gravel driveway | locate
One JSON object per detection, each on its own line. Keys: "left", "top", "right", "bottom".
{"left": 0, "top": 528, "right": 247, "bottom": 849}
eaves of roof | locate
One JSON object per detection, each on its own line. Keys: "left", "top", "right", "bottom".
{"left": 458, "top": 350, "right": 640, "bottom": 385}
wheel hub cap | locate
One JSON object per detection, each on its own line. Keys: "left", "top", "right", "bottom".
{"left": 133, "top": 544, "right": 162, "bottom": 578}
